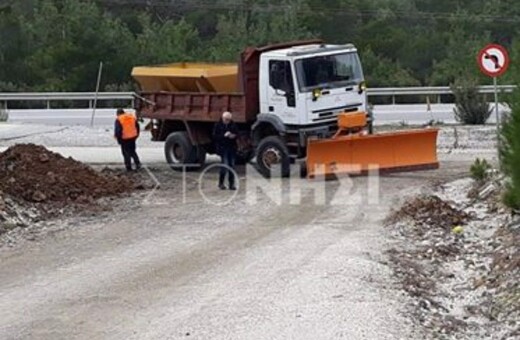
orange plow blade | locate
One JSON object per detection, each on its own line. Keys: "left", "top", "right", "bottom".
{"left": 306, "top": 128, "right": 439, "bottom": 178}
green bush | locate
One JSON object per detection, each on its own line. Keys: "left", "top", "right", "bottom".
{"left": 503, "top": 184, "right": 519, "bottom": 210}
{"left": 0, "top": 105, "right": 7, "bottom": 122}
{"left": 501, "top": 87, "right": 520, "bottom": 209}
{"left": 470, "top": 158, "right": 491, "bottom": 183}
{"left": 451, "top": 78, "right": 492, "bottom": 125}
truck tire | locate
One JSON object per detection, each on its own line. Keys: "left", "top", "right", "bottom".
{"left": 299, "top": 161, "right": 308, "bottom": 178}
{"left": 164, "top": 132, "right": 203, "bottom": 170}
{"left": 255, "top": 136, "right": 290, "bottom": 178}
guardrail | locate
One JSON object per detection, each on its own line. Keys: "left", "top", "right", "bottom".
{"left": 0, "top": 86, "right": 516, "bottom": 108}
{"left": 367, "top": 85, "right": 516, "bottom": 104}
{"left": 0, "top": 92, "right": 135, "bottom": 109}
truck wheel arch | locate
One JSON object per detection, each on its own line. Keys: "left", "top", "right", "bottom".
{"left": 252, "top": 114, "right": 286, "bottom": 145}
{"left": 159, "top": 120, "right": 188, "bottom": 141}
{"left": 159, "top": 120, "right": 212, "bottom": 147}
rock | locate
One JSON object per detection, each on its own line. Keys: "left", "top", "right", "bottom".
{"left": 39, "top": 153, "right": 50, "bottom": 163}
{"left": 31, "top": 190, "right": 47, "bottom": 202}
{"left": 46, "top": 172, "right": 57, "bottom": 185}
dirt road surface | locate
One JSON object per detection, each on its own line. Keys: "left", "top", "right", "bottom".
{"left": 0, "top": 161, "right": 472, "bottom": 340}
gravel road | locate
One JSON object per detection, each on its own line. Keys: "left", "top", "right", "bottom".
{"left": 0, "top": 160, "right": 472, "bottom": 340}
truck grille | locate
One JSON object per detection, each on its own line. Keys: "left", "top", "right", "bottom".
{"left": 312, "top": 103, "right": 362, "bottom": 122}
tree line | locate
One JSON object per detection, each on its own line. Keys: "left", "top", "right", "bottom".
{"left": 0, "top": 0, "right": 519, "bottom": 92}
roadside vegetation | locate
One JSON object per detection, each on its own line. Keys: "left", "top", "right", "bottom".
{"left": 451, "top": 78, "right": 492, "bottom": 125}
{"left": 499, "top": 41, "right": 520, "bottom": 210}
{"left": 501, "top": 92, "right": 520, "bottom": 210}
{"left": 470, "top": 158, "right": 492, "bottom": 183}
{"left": 0, "top": 0, "right": 516, "bottom": 92}
{"left": 0, "top": 105, "right": 7, "bottom": 122}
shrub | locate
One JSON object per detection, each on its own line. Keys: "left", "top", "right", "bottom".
{"left": 0, "top": 105, "right": 7, "bottom": 122}
{"left": 470, "top": 158, "right": 492, "bottom": 183}
{"left": 503, "top": 184, "right": 520, "bottom": 210}
{"left": 501, "top": 86, "right": 520, "bottom": 209}
{"left": 451, "top": 78, "right": 492, "bottom": 125}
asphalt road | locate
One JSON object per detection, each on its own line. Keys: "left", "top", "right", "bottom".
{"left": 4, "top": 104, "right": 509, "bottom": 126}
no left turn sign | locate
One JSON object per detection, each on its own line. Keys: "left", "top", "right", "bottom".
{"left": 478, "top": 44, "right": 510, "bottom": 78}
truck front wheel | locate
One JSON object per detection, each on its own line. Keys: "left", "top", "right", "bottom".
{"left": 164, "top": 132, "right": 204, "bottom": 171}
{"left": 255, "top": 136, "right": 290, "bottom": 178}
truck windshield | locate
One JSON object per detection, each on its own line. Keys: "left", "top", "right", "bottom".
{"left": 295, "top": 52, "right": 363, "bottom": 92}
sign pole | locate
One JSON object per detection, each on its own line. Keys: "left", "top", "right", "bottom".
{"left": 478, "top": 44, "right": 509, "bottom": 159}
{"left": 91, "top": 61, "right": 103, "bottom": 127}
{"left": 494, "top": 76, "right": 500, "bottom": 128}
{"left": 494, "top": 76, "right": 501, "bottom": 158}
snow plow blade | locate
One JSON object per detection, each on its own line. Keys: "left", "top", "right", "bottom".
{"left": 306, "top": 128, "right": 439, "bottom": 178}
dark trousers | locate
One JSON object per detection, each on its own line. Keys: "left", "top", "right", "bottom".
{"left": 219, "top": 148, "right": 236, "bottom": 187}
{"left": 120, "top": 138, "right": 141, "bottom": 171}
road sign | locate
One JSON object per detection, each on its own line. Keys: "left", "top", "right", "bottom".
{"left": 477, "top": 44, "right": 510, "bottom": 160}
{"left": 478, "top": 44, "right": 510, "bottom": 78}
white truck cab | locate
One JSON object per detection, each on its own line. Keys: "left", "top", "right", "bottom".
{"left": 259, "top": 44, "right": 367, "bottom": 128}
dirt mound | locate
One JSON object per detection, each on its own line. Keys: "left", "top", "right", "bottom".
{"left": 0, "top": 144, "right": 134, "bottom": 204}
{"left": 387, "top": 179, "right": 518, "bottom": 339}
{"left": 387, "top": 195, "right": 471, "bottom": 230}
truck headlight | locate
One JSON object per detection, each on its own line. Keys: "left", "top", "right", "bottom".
{"left": 312, "top": 88, "right": 322, "bottom": 101}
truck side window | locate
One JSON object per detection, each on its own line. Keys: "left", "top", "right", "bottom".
{"left": 269, "top": 60, "right": 294, "bottom": 94}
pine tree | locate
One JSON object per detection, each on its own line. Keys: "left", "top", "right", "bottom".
{"left": 501, "top": 89, "right": 520, "bottom": 209}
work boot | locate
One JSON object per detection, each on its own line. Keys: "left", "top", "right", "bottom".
{"left": 218, "top": 183, "right": 226, "bottom": 190}
{"left": 229, "top": 186, "right": 237, "bottom": 191}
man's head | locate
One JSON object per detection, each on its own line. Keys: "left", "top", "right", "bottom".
{"left": 116, "top": 108, "right": 125, "bottom": 116}
{"left": 222, "top": 111, "right": 232, "bottom": 124}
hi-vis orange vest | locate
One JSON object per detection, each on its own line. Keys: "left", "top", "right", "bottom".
{"left": 117, "top": 113, "right": 138, "bottom": 140}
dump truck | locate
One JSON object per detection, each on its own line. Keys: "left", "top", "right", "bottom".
{"left": 133, "top": 40, "right": 438, "bottom": 178}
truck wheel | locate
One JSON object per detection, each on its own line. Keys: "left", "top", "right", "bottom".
{"left": 299, "top": 161, "right": 308, "bottom": 178}
{"left": 255, "top": 136, "right": 290, "bottom": 178}
{"left": 164, "top": 132, "right": 202, "bottom": 170}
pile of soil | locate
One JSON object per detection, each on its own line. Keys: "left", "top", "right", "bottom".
{"left": 387, "top": 195, "right": 471, "bottom": 231}
{"left": 0, "top": 144, "right": 134, "bottom": 204}
{"left": 0, "top": 190, "right": 40, "bottom": 234}
{"left": 387, "top": 181, "right": 519, "bottom": 339}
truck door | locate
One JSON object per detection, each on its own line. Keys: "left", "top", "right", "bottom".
{"left": 266, "top": 60, "right": 300, "bottom": 125}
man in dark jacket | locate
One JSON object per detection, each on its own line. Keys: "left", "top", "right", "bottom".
{"left": 213, "top": 111, "right": 238, "bottom": 190}
{"left": 114, "top": 108, "right": 141, "bottom": 172}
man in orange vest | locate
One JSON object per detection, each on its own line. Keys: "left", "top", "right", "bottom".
{"left": 114, "top": 108, "right": 141, "bottom": 172}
